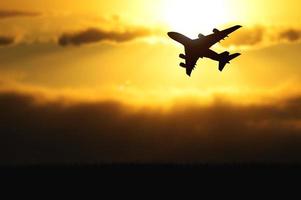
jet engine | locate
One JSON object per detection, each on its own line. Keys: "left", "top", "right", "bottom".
{"left": 179, "top": 54, "right": 186, "bottom": 59}
{"left": 198, "top": 33, "right": 205, "bottom": 38}
{"left": 213, "top": 28, "right": 220, "bottom": 33}
{"left": 179, "top": 63, "right": 186, "bottom": 68}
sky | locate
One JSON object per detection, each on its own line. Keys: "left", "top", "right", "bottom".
{"left": 1, "top": 0, "right": 301, "bottom": 164}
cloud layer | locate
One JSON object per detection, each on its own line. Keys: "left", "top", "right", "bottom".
{"left": 0, "top": 36, "right": 14, "bottom": 46}
{"left": 1, "top": 90, "right": 301, "bottom": 165}
{"left": 279, "top": 29, "right": 301, "bottom": 42}
{"left": 0, "top": 10, "right": 40, "bottom": 19}
{"left": 58, "top": 27, "right": 154, "bottom": 46}
{"left": 0, "top": 12, "right": 160, "bottom": 47}
{"left": 1, "top": 10, "right": 300, "bottom": 49}
{"left": 222, "top": 26, "right": 301, "bottom": 48}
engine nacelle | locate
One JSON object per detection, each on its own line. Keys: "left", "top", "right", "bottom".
{"left": 198, "top": 33, "right": 205, "bottom": 38}
{"left": 213, "top": 28, "right": 220, "bottom": 33}
{"left": 179, "top": 63, "right": 186, "bottom": 68}
{"left": 179, "top": 54, "right": 186, "bottom": 59}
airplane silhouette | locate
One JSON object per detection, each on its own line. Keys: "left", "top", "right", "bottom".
{"left": 168, "top": 25, "right": 242, "bottom": 76}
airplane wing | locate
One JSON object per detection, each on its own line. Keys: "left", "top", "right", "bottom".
{"left": 207, "top": 25, "right": 242, "bottom": 45}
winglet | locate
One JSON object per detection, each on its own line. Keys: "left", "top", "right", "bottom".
{"left": 219, "top": 53, "right": 241, "bottom": 71}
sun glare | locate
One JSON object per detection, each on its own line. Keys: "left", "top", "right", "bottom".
{"left": 163, "top": 0, "right": 232, "bottom": 37}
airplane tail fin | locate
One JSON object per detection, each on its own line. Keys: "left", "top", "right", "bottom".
{"left": 218, "top": 52, "right": 241, "bottom": 71}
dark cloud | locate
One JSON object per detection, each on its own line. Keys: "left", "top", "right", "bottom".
{"left": 58, "top": 27, "right": 153, "bottom": 46}
{"left": 1, "top": 90, "right": 301, "bottom": 165}
{"left": 0, "top": 10, "right": 40, "bottom": 19}
{"left": 0, "top": 36, "right": 14, "bottom": 46}
{"left": 279, "top": 29, "right": 301, "bottom": 42}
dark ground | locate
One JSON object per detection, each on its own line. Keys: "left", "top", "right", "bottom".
{"left": 2, "top": 164, "right": 301, "bottom": 178}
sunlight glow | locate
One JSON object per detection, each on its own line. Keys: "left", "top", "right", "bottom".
{"left": 163, "top": 0, "right": 233, "bottom": 37}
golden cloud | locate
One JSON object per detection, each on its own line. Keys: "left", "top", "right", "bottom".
{"left": 0, "top": 10, "right": 40, "bottom": 19}
{"left": 58, "top": 27, "right": 154, "bottom": 46}
{"left": 0, "top": 36, "right": 15, "bottom": 46}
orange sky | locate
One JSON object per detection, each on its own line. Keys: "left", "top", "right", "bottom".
{"left": 2, "top": 0, "right": 301, "bottom": 164}
{"left": 0, "top": 0, "right": 301, "bottom": 105}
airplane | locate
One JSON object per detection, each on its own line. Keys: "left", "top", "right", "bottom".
{"left": 168, "top": 25, "right": 242, "bottom": 76}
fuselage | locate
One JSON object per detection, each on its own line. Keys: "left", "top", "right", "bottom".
{"left": 188, "top": 38, "right": 215, "bottom": 58}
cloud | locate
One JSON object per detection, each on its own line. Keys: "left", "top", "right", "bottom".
{"left": 0, "top": 36, "right": 15, "bottom": 46}
{"left": 0, "top": 10, "right": 40, "bottom": 19}
{"left": 1, "top": 89, "right": 301, "bottom": 165}
{"left": 221, "top": 26, "right": 265, "bottom": 47}
{"left": 58, "top": 27, "right": 154, "bottom": 46}
{"left": 221, "top": 26, "right": 301, "bottom": 48}
{"left": 0, "top": 13, "right": 161, "bottom": 47}
{"left": 0, "top": 11, "right": 300, "bottom": 49}
{"left": 279, "top": 29, "right": 301, "bottom": 42}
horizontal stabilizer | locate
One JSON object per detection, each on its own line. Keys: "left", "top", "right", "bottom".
{"left": 219, "top": 53, "right": 241, "bottom": 71}
{"left": 228, "top": 53, "right": 241, "bottom": 62}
